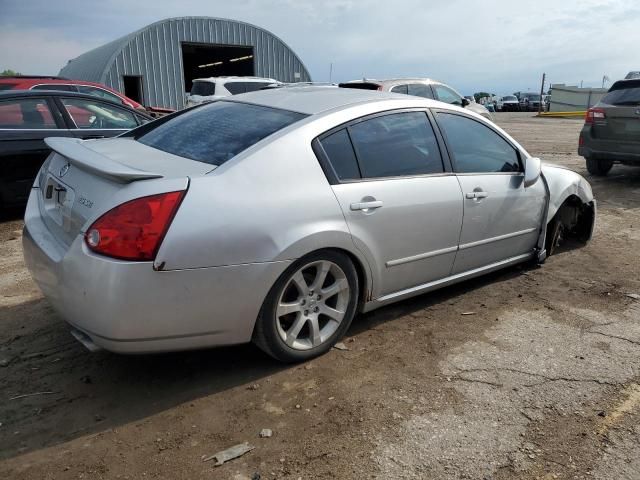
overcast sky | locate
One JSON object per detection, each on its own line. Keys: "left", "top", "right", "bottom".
{"left": 1, "top": 0, "right": 639, "bottom": 95}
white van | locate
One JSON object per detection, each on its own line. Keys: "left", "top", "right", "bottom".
{"left": 186, "top": 76, "right": 279, "bottom": 107}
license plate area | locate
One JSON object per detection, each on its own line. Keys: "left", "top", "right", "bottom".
{"left": 43, "top": 175, "right": 75, "bottom": 230}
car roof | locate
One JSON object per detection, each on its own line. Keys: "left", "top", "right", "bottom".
{"left": 226, "top": 85, "right": 437, "bottom": 115}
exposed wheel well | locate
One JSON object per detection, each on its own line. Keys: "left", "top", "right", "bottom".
{"left": 546, "top": 195, "right": 595, "bottom": 252}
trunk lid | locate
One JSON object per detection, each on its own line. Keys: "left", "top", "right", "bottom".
{"left": 37, "top": 137, "right": 212, "bottom": 249}
{"left": 594, "top": 104, "right": 640, "bottom": 143}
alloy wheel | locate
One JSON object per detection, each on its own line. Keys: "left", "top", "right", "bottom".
{"left": 275, "top": 260, "right": 350, "bottom": 350}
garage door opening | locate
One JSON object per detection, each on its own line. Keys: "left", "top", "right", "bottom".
{"left": 122, "top": 75, "right": 144, "bottom": 104}
{"left": 181, "top": 43, "right": 255, "bottom": 93}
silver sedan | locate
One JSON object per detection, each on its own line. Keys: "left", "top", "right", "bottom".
{"left": 23, "top": 87, "right": 596, "bottom": 362}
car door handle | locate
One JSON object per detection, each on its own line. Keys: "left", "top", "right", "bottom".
{"left": 350, "top": 200, "right": 383, "bottom": 211}
{"left": 465, "top": 191, "right": 489, "bottom": 199}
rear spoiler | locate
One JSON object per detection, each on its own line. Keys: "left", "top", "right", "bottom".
{"left": 45, "top": 137, "right": 163, "bottom": 183}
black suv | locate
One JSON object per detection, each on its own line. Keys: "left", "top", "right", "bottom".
{"left": 0, "top": 90, "right": 150, "bottom": 208}
{"left": 579, "top": 79, "right": 640, "bottom": 175}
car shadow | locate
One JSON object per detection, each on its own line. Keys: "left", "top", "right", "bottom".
{"left": 0, "top": 262, "right": 531, "bottom": 460}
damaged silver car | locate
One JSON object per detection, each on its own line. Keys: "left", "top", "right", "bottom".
{"left": 23, "top": 86, "right": 595, "bottom": 362}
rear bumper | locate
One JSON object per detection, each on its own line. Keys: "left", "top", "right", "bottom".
{"left": 22, "top": 196, "right": 291, "bottom": 354}
{"left": 579, "top": 129, "right": 640, "bottom": 164}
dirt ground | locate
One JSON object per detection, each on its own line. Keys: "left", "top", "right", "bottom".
{"left": 1, "top": 112, "right": 639, "bottom": 479}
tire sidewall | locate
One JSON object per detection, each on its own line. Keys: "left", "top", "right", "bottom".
{"left": 255, "top": 250, "right": 359, "bottom": 362}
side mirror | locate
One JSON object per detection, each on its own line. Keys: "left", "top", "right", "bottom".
{"left": 524, "top": 156, "right": 542, "bottom": 188}
{"left": 461, "top": 98, "right": 470, "bottom": 107}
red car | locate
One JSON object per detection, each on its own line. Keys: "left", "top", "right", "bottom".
{"left": 0, "top": 76, "right": 173, "bottom": 117}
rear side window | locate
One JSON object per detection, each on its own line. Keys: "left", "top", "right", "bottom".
{"left": 408, "top": 84, "right": 434, "bottom": 99}
{"left": 0, "top": 83, "right": 18, "bottom": 90}
{"left": 349, "top": 112, "right": 444, "bottom": 178}
{"left": 0, "top": 98, "right": 56, "bottom": 129}
{"left": 436, "top": 113, "right": 520, "bottom": 173}
{"left": 137, "top": 101, "right": 307, "bottom": 166}
{"left": 190, "top": 82, "right": 216, "bottom": 96}
{"left": 31, "top": 84, "right": 78, "bottom": 92}
{"left": 603, "top": 80, "right": 640, "bottom": 106}
{"left": 319, "top": 129, "right": 360, "bottom": 180}
{"left": 390, "top": 84, "right": 408, "bottom": 95}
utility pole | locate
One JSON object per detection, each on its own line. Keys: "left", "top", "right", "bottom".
{"left": 538, "top": 72, "right": 546, "bottom": 114}
{"left": 329, "top": 63, "right": 333, "bottom": 83}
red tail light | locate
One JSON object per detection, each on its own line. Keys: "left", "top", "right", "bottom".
{"left": 85, "top": 190, "right": 185, "bottom": 261}
{"left": 585, "top": 107, "right": 606, "bottom": 124}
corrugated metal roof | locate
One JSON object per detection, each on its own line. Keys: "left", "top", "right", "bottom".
{"left": 59, "top": 17, "right": 312, "bottom": 109}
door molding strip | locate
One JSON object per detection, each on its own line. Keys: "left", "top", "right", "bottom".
{"left": 458, "top": 227, "right": 537, "bottom": 251}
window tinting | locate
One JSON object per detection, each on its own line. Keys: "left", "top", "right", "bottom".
{"left": 137, "top": 101, "right": 307, "bottom": 166}
{"left": 190, "top": 81, "right": 216, "bottom": 96}
{"left": 390, "top": 84, "right": 408, "bottom": 95}
{"left": 348, "top": 112, "right": 444, "bottom": 178}
{"left": 244, "top": 82, "right": 274, "bottom": 93}
{"left": 224, "top": 82, "right": 246, "bottom": 95}
{"left": 62, "top": 98, "right": 139, "bottom": 129}
{"left": 437, "top": 113, "right": 520, "bottom": 173}
{"left": 408, "top": 84, "right": 434, "bottom": 99}
{"left": 433, "top": 85, "right": 462, "bottom": 105}
{"left": 0, "top": 98, "right": 56, "bottom": 129}
{"left": 31, "top": 84, "right": 77, "bottom": 92}
{"left": 320, "top": 129, "right": 360, "bottom": 180}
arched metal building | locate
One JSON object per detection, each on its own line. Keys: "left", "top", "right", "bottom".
{"left": 59, "top": 17, "right": 312, "bottom": 110}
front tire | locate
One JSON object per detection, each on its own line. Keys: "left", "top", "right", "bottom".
{"left": 586, "top": 157, "right": 613, "bottom": 176}
{"left": 253, "top": 250, "right": 359, "bottom": 363}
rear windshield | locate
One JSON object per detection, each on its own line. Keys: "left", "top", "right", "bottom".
{"left": 603, "top": 80, "right": 640, "bottom": 105}
{"left": 136, "top": 101, "right": 307, "bottom": 166}
{"left": 190, "top": 81, "right": 216, "bottom": 96}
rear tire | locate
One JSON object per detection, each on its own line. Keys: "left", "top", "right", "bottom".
{"left": 586, "top": 157, "right": 613, "bottom": 176}
{"left": 253, "top": 250, "right": 359, "bottom": 363}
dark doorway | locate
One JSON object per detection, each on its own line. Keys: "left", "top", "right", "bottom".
{"left": 122, "top": 75, "right": 143, "bottom": 104}
{"left": 181, "top": 43, "right": 255, "bottom": 93}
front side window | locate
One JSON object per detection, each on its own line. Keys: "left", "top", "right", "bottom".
{"left": 433, "top": 85, "right": 462, "bottom": 106}
{"left": 436, "top": 113, "right": 520, "bottom": 173}
{"left": 408, "top": 84, "right": 434, "bottom": 99}
{"left": 224, "top": 82, "right": 246, "bottom": 95}
{"left": 244, "top": 82, "right": 273, "bottom": 93}
{"left": 137, "top": 101, "right": 307, "bottom": 166}
{"left": 319, "top": 129, "right": 360, "bottom": 180}
{"left": 61, "top": 98, "right": 139, "bottom": 129}
{"left": 348, "top": 112, "right": 444, "bottom": 178}
{"left": 0, "top": 98, "right": 56, "bottom": 129}
{"left": 77, "top": 86, "right": 123, "bottom": 105}
{"left": 390, "top": 84, "right": 408, "bottom": 95}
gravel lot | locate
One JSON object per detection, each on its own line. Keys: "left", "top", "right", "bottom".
{"left": 1, "top": 112, "right": 639, "bottom": 479}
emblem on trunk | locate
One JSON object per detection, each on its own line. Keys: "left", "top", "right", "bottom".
{"left": 636, "top": 109, "right": 640, "bottom": 115}
{"left": 59, "top": 162, "right": 70, "bottom": 177}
